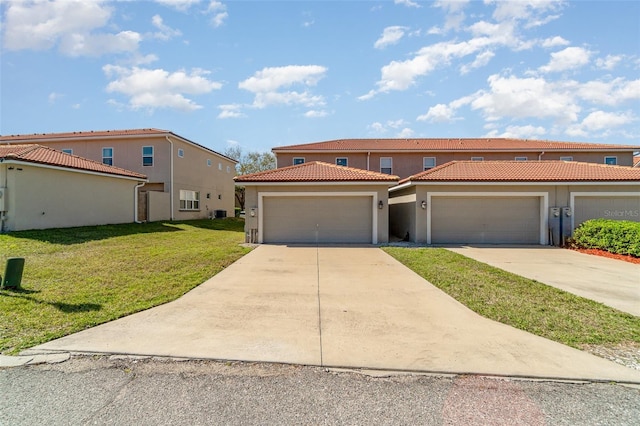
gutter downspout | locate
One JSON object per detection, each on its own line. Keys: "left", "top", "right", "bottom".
{"left": 165, "top": 136, "right": 174, "bottom": 220}
{"left": 0, "top": 161, "right": 5, "bottom": 233}
{"left": 367, "top": 151, "right": 370, "bottom": 171}
{"left": 134, "top": 181, "right": 146, "bottom": 223}
{"left": 538, "top": 151, "right": 545, "bottom": 160}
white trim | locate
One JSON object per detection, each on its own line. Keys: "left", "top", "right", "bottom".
{"left": 240, "top": 181, "right": 397, "bottom": 187}
{"left": 426, "top": 192, "right": 548, "bottom": 245}
{"left": 1, "top": 159, "right": 147, "bottom": 182}
{"left": 569, "top": 191, "right": 640, "bottom": 231}
{"left": 257, "top": 191, "right": 379, "bottom": 244}
{"left": 102, "top": 147, "right": 114, "bottom": 165}
{"left": 404, "top": 181, "right": 639, "bottom": 186}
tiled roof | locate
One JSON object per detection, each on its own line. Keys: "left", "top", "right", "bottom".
{"left": 634, "top": 156, "right": 640, "bottom": 167}
{"left": 272, "top": 138, "right": 639, "bottom": 152}
{"left": 0, "top": 128, "right": 169, "bottom": 141}
{"left": 235, "top": 161, "right": 399, "bottom": 182}
{"left": 0, "top": 144, "right": 147, "bottom": 179}
{"left": 400, "top": 161, "right": 640, "bottom": 184}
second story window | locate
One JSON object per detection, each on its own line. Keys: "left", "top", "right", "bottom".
{"left": 380, "top": 157, "right": 392, "bottom": 174}
{"left": 515, "top": 156, "right": 528, "bottom": 161}
{"left": 102, "top": 147, "right": 113, "bottom": 166}
{"left": 336, "top": 158, "right": 348, "bottom": 167}
{"left": 62, "top": 149, "right": 73, "bottom": 155}
{"left": 471, "top": 157, "right": 484, "bottom": 161}
{"left": 604, "top": 156, "right": 617, "bottom": 165}
{"left": 142, "top": 146, "right": 154, "bottom": 167}
{"left": 293, "top": 157, "right": 305, "bottom": 165}
{"left": 178, "top": 148, "right": 184, "bottom": 158}
{"left": 423, "top": 157, "right": 436, "bottom": 170}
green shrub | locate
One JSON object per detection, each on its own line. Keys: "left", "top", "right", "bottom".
{"left": 571, "top": 219, "right": 640, "bottom": 257}
{"left": 235, "top": 207, "right": 241, "bottom": 217}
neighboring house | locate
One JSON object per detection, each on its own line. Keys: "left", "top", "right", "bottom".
{"left": 0, "top": 144, "right": 147, "bottom": 232}
{"left": 272, "top": 138, "right": 639, "bottom": 179}
{"left": 0, "top": 129, "right": 236, "bottom": 221}
{"left": 235, "top": 161, "right": 399, "bottom": 244}
{"left": 634, "top": 155, "right": 640, "bottom": 168}
{"left": 389, "top": 161, "right": 640, "bottom": 245}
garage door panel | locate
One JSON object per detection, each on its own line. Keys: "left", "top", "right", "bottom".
{"left": 263, "top": 196, "right": 372, "bottom": 244}
{"left": 431, "top": 197, "right": 539, "bottom": 244}
{"left": 574, "top": 197, "right": 640, "bottom": 227}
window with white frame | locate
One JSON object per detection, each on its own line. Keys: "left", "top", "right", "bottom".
{"left": 515, "top": 156, "right": 528, "bottom": 161}
{"left": 178, "top": 148, "right": 184, "bottom": 158}
{"left": 142, "top": 146, "right": 154, "bottom": 166}
{"left": 560, "top": 156, "right": 573, "bottom": 161}
{"left": 226, "top": 165, "right": 231, "bottom": 173}
{"left": 62, "top": 149, "right": 73, "bottom": 155}
{"left": 102, "top": 147, "right": 113, "bottom": 166}
{"left": 293, "top": 157, "right": 305, "bottom": 165}
{"left": 218, "top": 163, "right": 222, "bottom": 170}
{"left": 423, "top": 157, "right": 436, "bottom": 170}
{"left": 471, "top": 156, "right": 484, "bottom": 161}
{"left": 380, "top": 157, "right": 392, "bottom": 174}
{"left": 604, "top": 156, "right": 617, "bottom": 165}
{"left": 207, "top": 159, "right": 212, "bottom": 167}
{"left": 179, "top": 190, "right": 200, "bottom": 210}
{"left": 336, "top": 157, "right": 348, "bottom": 167}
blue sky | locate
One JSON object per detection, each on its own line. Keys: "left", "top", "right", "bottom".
{"left": 1, "top": 0, "right": 639, "bottom": 154}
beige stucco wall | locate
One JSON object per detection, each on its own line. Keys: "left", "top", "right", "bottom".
{"left": 1, "top": 163, "right": 140, "bottom": 231}
{"left": 148, "top": 191, "right": 171, "bottom": 222}
{"left": 276, "top": 151, "right": 636, "bottom": 178}
{"left": 389, "top": 183, "right": 640, "bottom": 244}
{"left": 243, "top": 183, "right": 393, "bottom": 244}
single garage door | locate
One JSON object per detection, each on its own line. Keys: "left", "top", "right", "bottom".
{"left": 263, "top": 196, "right": 373, "bottom": 243}
{"left": 431, "top": 196, "right": 540, "bottom": 244}
{"left": 574, "top": 196, "right": 640, "bottom": 227}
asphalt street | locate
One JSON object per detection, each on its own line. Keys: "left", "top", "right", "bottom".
{"left": 2, "top": 356, "right": 639, "bottom": 425}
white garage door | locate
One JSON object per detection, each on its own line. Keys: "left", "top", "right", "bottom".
{"left": 263, "top": 196, "right": 373, "bottom": 243}
{"left": 431, "top": 196, "right": 540, "bottom": 244}
{"left": 574, "top": 196, "right": 640, "bottom": 227}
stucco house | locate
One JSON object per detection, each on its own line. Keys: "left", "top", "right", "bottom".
{"left": 389, "top": 161, "right": 640, "bottom": 245}
{"left": 235, "top": 161, "right": 399, "bottom": 244}
{"left": 273, "top": 138, "right": 639, "bottom": 179}
{"left": 0, "top": 144, "right": 147, "bottom": 232}
{"left": 0, "top": 129, "right": 236, "bottom": 221}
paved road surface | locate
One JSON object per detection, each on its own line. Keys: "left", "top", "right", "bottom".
{"left": 2, "top": 356, "right": 639, "bottom": 425}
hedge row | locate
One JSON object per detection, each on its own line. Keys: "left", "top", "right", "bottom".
{"left": 571, "top": 219, "right": 640, "bottom": 257}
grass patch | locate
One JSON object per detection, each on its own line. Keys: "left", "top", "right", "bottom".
{"left": 382, "top": 247, "right": 640, "bottom": 349}
{"left": 0, "top": 219, "right": 251, "bottom": 355}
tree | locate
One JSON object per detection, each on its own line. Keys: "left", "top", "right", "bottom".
{"left": 225, "top": 146, "right": 276, "bottom": 211}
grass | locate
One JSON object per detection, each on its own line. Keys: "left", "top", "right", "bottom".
{"left": 0, "top": 219, "right": 251, "bottom": 355}
{"left": 382, "top": 247, "right": 640, "bottom": 349}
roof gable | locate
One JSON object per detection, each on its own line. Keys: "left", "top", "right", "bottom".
{"left": 235, "top": 161, "right": 399, "bottom": 183}
{"left": 273, "top": 138, "right": 639, "bottom": 152}
{"left": 400, "top": 161, "right": 640, "bottom": 184}
{"left": 0, "top": 144, "right": 147, "bottom": 179}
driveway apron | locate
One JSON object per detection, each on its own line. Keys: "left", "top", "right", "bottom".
{"left": 31, "top": 245, "right": 640, "bottom": 383}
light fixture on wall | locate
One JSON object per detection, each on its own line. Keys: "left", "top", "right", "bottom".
{"left": 250, "top": 208, "right": 256, "bottom": 217}
{"left": 378, "top": 200, "right": 384, "bottom": 209}
{"left": 421, "top": 200, "right": 427, "bottom": 209}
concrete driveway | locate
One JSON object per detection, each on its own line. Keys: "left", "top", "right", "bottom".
{"left": 446, "top": 246, "right": 640, "bottom": 316}
{"left": 29, "top": 245, "right": 640, "bottom": 383}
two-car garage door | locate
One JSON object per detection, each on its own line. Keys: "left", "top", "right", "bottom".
{"left": 262, "top": 196, "right": 373, "bottom": 244}
{"left": 430, "top": 196, "right": 541, "bottom": 244}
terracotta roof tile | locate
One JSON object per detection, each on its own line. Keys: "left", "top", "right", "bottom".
{"left": 273, "top": 138, "right": 639, "bottom": 152}
{"left": 0, "top": 128, "right": 169, "bottom": 141}
{"left": 235, "top": 161, "right": 399, "bottom": 183}
{"left": 400, "top": 161, "right": 640, "bottom": 184}
{"left": 0, "top": 144, "right": 147, "bottom": 179}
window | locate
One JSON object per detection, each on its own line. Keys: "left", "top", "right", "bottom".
{"left": 179, "top": 190, "right": 200, "bottom": 210}
{"left": 380, "top": 157, "right": 392, "bottom": 174}
{"left": 515, "top": 156, "right": 528, "bottom": 161}
{"left": 605, "top": 156, "right": 617, "bottom": 165}
{"left": 218, "top": 163, "right": 222, "bottom": 170}
{"left": 227, "top": 166, "right": 231, "bottom": 173}
{"left": 336, "top": 157, "right": 348, "bottom": 167}
{"left": 293, "top": 157, "right": 305, "bottom": 165}
{"left": 471, "top": 157, "right": 484, "bottom": 161}
{"left": 102, "top": 147, "right": 113, "bottom": 166}
{"left": 142, "top": 146, "right": 154, "bottom": 166}
{"left": 62, "top": 149, "right": 73, "bottom": 155}
{"left": 423, "top": 157, "right": 436, "bottom": 170}
{"left": 207, "top": 159, "right": 212, "bottom": 167}
{"left": 560, "top": 156, "right": 573, "bottom": 161}
{"left": 178, "top": 148, "right": 184, "bottom": 158}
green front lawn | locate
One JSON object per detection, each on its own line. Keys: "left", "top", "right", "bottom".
{"left": 383, "top": 247, "right": 640, "bottom": 349}
{"left": 0, "top": 219, "right": 251, "bottom": 355}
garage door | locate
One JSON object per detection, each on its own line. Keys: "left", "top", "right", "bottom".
{"left": 574, "top": 196, "right": 640, "bottom": 227}
{"left": 431, "top": 196, "right": 540, "bottom": 244}
{"left": 263, "top": 196, "right": 373, "bottom": 243}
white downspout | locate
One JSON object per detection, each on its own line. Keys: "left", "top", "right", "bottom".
{"left": 165, "top": 136, "right": 174, "bottom": 220}
{"left": 538, "top": 151, "right": 545, "bottom": 160}
{"left": 367, "top": 151, "right": 370, "bottom": 171}
{"left": 134, "top": 181, "right": 146, "bottom": 223}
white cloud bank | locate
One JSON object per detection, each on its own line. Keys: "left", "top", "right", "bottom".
{"left": 374, "top": 26, "right": 409, "bottom": 49}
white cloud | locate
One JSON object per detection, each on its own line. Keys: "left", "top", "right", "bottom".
{"left": 542, "top": 36, "right": 570, "bottom": 48}
{"left": 367, "top": 120, "right": 410, "bottom": 134}
{"left": 417, "top": 103, "right": 460, "bottom": 123}
{"left": 374, "top": 26, "right": 409, "bottom": 49}
{"left": 395, "top": 0, "right": 421, "bottom": 8}
{"left": 217, "top": 104, "right": 245, "bottom": 119}
{"left": 151, "top": 15, "right": 182, "bottom": 41}
{"left": 1, "top": 0, "right": 141, "bottom": 56}
{"left": 460, "top": 50, "right": 495, "bottom": 74}
{"left": 154, "top": 0, "right": 201, "bottom": 11}
{"left": 580, "top": 111, "right": 634, "bottom": 131}
{"left": 431, "top": 0, "right": 470, "bottom": 33}
{"left": 103, "top": 65, "right": 222, "bottom": 111}
{"left": 207, "top": 1, "right": 228, "bottom": 27}
{"left": 490, "top": 0, "right": 564, "bottom": 26}
{"left": 595, "top": 54, "right": 624, "bottom": 71}
{"left": 577, "top": 78, "right": 640, "bottom": 106}
{"left": 304, "top": 110, "right": 328, "bottom": 118}
{"left": 485, "top": 125, "right": 547, "bottom": 139}
{"left": 396, "top": 128, "right": 415, "bottom": 138}
{"left": 48, "top": 92, "right": 63, "bottom": 104}
{"left": 539, "top": 46, "right": 591, "bottom": 73}
{"left": 239, "top": 65, "right": 327, "bottom": 108}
